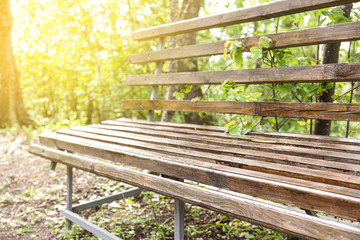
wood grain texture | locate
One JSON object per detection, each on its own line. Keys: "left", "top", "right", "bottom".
{"left": 130, "top": 21, "right": 360, "bottom": 63}
{"left": 126, "top": 62, "right": 360, "bottom": 86}
{"left": 91, "top": 123, "right": 360, "bottom": 165}
{"left": 31, "top": 136, "right": 360, "bottom": 221}
{"left": 38, "top": 132, "right": 360, "bottom": 200}
{"left": 133, "top": 0, "right": 358, "bottom": 41}
{"left": 122, "top": 100, "right": 360, "bottom": 121}
{"left": 115, "top": 118, "right": 360, "bottom": 146}
{"left": 57, "top": 128, "right": 360, "bottom": 189}
{"left": 29, "top": 144, "right": 360, "bottom": 240}
{"left": 60, "top": 127, "right": 360, "bottom": 193}
{"left": 102, "top": 120, "right": 360, "bottom": 153}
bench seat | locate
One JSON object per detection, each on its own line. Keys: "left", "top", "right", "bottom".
{"left": 30, "top": 118, "right": 360, "bottom": 239}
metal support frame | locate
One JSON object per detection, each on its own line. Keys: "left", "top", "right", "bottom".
{"left": 147, "top": 37, "right": 165, "bottom": 121}
{"left": 66, "top": 166, "right": 73, "bottom": 229}
{"left": 64, "top": 165, "right": 142, "bottom": 239}
{"left": 174, "top": 199, "right": 185, "bottom": 240}
{"left": 61, "top": 37, "right": 185, "bottom": 239}
{"left": 61, "top": 210, "right": 122, "bottom": 240}
{"left": 72, "top": 188, "right": 143, "bottom": 212}
{"left": 147, "top": 37, "right": 186, "bottom": 239}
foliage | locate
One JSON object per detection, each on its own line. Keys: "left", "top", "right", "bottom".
{"left": 12, "top": 0, "right": 169, "bottom": 128}
{"left": 173, "top": 85, "right": 193, "bottom": 100}
{"left": 219, "top": 5, "right": 360, "bottom": 136}
{"left": 10, "top": 0, "right": 360, "bottom": 137}
{"left": 321, "top": 8, "right": 351, "bottom": 24}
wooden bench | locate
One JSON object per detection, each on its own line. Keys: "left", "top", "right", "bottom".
{"left": 30, "top": 0, "right": 360, "bottom": 239}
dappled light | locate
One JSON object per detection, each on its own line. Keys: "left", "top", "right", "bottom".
{"left": 1, "top": 0, "right": 360, "bottom": 239}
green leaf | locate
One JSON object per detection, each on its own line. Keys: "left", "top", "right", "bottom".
{"left": 182, "top": 85, "right": 192, "bottom": 93}
{"left": 242, "top": 124, "right": 254, "bottom": 135}
{"left": 234, "top": 50, "right": 243, "bottom": 66}
{"left": 258, "top": 36, "right": 273, "bottom": 49}
{"left": 318, "top": 18, "right": 326, "bottom": 26}
{"left": 173, "top": 92, "right": 184, "bottom": 100}
{"left": 335, "top": 15, "right": 350, "bottom": 24}
{"left": 321, "top": 10, "right": 333, "bottom": 16}
{"left": 325, "top": 82, "right": 334, "bottom": 89}
{"left": 250, "top": 47, "right": 262, "bottom": 61}
{"left": 331, "top": 8, "right": 343, "bottom": 16}
{"left": 229, "top": 125, "right": 241, "bottom": 135}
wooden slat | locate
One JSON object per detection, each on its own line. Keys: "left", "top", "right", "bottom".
{"left": 104, "top": 120, "right": 360, "bottom": 154}
{"left": 92, "top": 123, "right": 360, "bottom": 161}
{"left": 31, "top": 135, "right": 360, "bottom": 220}
{"left": 130, "top": 21, "right": 360, "bottom": 64}
{"left": 250, "top": 131, "right": 360, "bottom": 145}
{"left": 69, "top": 126, "right": 360, "bottom": 177}
{"left": 122, "top": 100, "right": 360, "bottom": 121}
{"left": 58, "top": 128, "right": 360, "bottom": 188}
{"left": 29, "top": 144, "right": 360, "bottom": 240}
{"left": 116, "top": 118, "right": 224, "bottom": 131}
{"left": 38, "top": 132, "right": 360, "bottom": 199}
{"left": 132, "top": 0, "right": 358, "bottom": 41}
{"left": 126, "top": 62, "right": 360, "bottom": 86}
{"left": 115, "top": 118, "right": 360, "bottom": 147}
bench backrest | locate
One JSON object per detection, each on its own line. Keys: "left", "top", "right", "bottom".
{"left": 123, "top": 0, "right": 360, "bottom": 126}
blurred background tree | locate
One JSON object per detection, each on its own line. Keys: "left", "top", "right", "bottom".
{"left": 0, "top": 0, "right": 33, "bottom": 128}
{"left": 4, "top": 0, "right": 360, "bottom": 137}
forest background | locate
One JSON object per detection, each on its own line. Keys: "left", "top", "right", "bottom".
{"left": 3, "top": 0, "right": 360, "bottom": 137}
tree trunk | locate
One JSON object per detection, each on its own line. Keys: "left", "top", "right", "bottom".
{"left": 0, "top": 0, "right": 33, "bottom": 128}
{"left": 161, "top": 0, "right": 202, "bottom": 122}
{"left": 314, "top": 4, "right": 352, "bottom": 136}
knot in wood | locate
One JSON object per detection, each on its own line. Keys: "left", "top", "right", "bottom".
{"left": 333, "top": 63, "right": 352, "bottom": 78}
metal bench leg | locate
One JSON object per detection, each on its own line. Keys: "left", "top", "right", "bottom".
{"left": 174, "top": 199, "right": 185, "bottom": 240}
{"left": 49, "top": 161, "right": 57, "bottom": 170}
{"left": 66, "top": 166, "right": 73, "bottom": 230}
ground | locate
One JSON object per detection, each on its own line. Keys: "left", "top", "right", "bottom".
{"left": 0, "top": 133, "right": 291, "bottom": 240}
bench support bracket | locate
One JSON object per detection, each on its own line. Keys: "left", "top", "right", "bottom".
{"left": 72, "top": 187, "right": 143, "bottom": 212}
{"left": 64, "top": 166, "right": 142, "bottom": 239}
{"left": 61, "top": 209, "right": 122, "bottom": 240}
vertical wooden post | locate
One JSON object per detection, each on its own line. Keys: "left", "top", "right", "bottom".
{"left": 174, "top": 199, "right": 185, "bottom": 240}
{"left": 66, "top": 166, "right": 73, "bottom": 229}
{"left": 147, "top": 37, "right": 165, "bottom": 121}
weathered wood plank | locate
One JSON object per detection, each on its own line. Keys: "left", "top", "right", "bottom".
{"left": 114, "top": 118, "right": 360, "bottom": 146}
{"left": 130, "top": 21, "right": 360, "bottom": 64}
{"left": 37, "top": 132, "right": 360, "bottom": 200}
{"left": 57, "top": 128, "right": 360, "bottom": 189}
{"left": 122, "top": 100, "right": 360, "bottom": 121}
{"left": 83, "top": 123, "right": 360, "bottom": 165}
{"left": 126, "top": 62, "right": 360, "bottom": 86}
{"left": 30, "top": 143, "right": 360, "bottom": 239}
{"left": 116, "top": 118, "right": 224, "bottom": 132}
{"left": 132, "top": 0, "right": 358, "bottom": 41}
{"left": 31, "top": 139, "right": 360, "bottom": 221}
{"left": 90, "top": 124, "right": 360, "bottom": 166}
{"left": 101, "top": 120, "right": 360, "bottom": 154}
{"left": 250, "top": 131, "right": 360, "bottom": 145}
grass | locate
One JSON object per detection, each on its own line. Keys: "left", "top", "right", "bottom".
{"left": 55, "top": 180, "right": 295, "bottom": 240}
